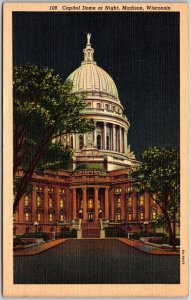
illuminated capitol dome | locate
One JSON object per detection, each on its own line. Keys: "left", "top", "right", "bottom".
{"left": 65, "top": 33, "right": 136, "bottom": 171}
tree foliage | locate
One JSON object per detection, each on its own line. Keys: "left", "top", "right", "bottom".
{"left": 130, "top": 147, "right": 180, "bottom": 249}
{"left": 13, "top": 64, "right": 94, "bottom": 212}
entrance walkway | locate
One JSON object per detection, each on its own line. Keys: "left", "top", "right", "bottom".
{"left": 14, "top": 239, "right": 180, "bottom": 284}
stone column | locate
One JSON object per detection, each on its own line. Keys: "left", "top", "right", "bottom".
{"left": 121, "top": 191, "right": 125, "bottom": 220}
{"left": 19, "top": 194, "right": 24, "bottom": 222}
{"left": 124, "top": 129, "right": 128, "bottom": 154}
{"left": 31, "top": 184, "right": 37, "bottom": 222}
{"left": 94, "top": 188, "right": 99, "bottom": 221}
{"left": 94, "top": 121, "right": 97, "bottom": 147}
{"left": 112, "top": 124, "right": 116, "bottom": 151}
{"left": 73, "top": 134, "right": 75, "bottom": 150}
{"left": 44, "top": 185, "right": 49, "bottom": 224}
{"left": 82, "top": 188, "right": 87, "bottom": 221}
{"left": 110, "top": 198, "right": 115, "bottom": 220}
{"left": 72, "top": 189, "right": 77, "bottom": 220}
{"left": 144, "top": 192, "right": 150, "bottom": 220}
{"left": 104, "top": 188, "right": 109, "bottom": 219}
{"left": 103, "top": 122, "right": 107, "bottom": 150}
{"left": 119, "top": 127, "right": 123, "bottom": 153}
{"left": 54, "top": 186, "right": 60, "bottom": 221}
{"left": 132, "top": 192, "right": 137, "bottom": 221}
{"left": 83, "top": 133, "right": 86, "bottom": 147}
{"left": 66, "top": 189, "right": 71, "bottom": 220}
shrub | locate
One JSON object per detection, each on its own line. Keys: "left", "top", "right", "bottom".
{"left": 105, "top": 227, "right": 125, "bottom": 237}
{"left": 130, "top": 232, "right": 166, "bottom": 240}
{"left": 22, "top": 232, "right": 49, "bottom": 241}
{"left": 13, "top": 236, "right": 23, "bottom": 247}
{"left": 56, "top": 228, "right": 77, "bottom": 238}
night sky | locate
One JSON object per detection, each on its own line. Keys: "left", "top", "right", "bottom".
{"left": 13, "top": 12, "right": 180, "bottom": 158}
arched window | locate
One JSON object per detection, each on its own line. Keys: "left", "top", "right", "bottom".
{"left": 88, "top": 199, "right": 93, "bottom": 209}
{"left": 48, "top": 197, "right": 53, "bottom": 208}
{"left": 60, "top": 214, "right": 64, "bottom": 221}
{"left": 79, "top": 135, "right": 83, "bottom": 150}
{"left": 97, "top": 135, "right": 101, "bottom": 149}
{"left": 70, "top": 136, "right": 73, "bottom": 148}
{"left": 36, "top": 196, "right": 42, "bottom": 207}
{"left": 106, "top": 136, "right": 110, "bottom": 150}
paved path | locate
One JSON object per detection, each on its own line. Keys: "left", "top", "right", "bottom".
{"left": 14, "top": 239, "right": 180, "bottom": 284}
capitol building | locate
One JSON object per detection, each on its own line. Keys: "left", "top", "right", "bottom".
{"left": 14, "top": 35, "right": 160, "bottom": 237}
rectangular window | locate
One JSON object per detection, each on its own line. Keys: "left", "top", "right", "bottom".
{"left": 128, "top": 197, "right": 132, "bottom": 206}
{"left": 36, "top": 196, "right": 42, "bottom": 207}
{"left": 116, "top": 213, "right": 121, "bottom": 221}
{"left": 60, "top": 199, "right": 64, "bottom": 208}
{"left": 105, "top": 104, "right": 109, "bottom": 110}
{"left": 115, "top": 188, "right": 121, "bottom": 194}
{"left": 128, "top": 213, "right": 132, "bottom": 221}
{"left": 139, "top": 195, "right": 144, "bottom": 206}
{"left": 49, "top": 213, "right": 53, "bottom": 222}
{"left": 117, "top": 197, "right": 121, "bottom": 208}
{"left": 37, "top": 213, "right": 41, "bottom": 221}
{"left": 152, "top": 211, "right": 157, "bottom": 220}
{"left": 25, "top": 213, "right": 29, "bottom": 221}
{"left": 97, "top": 103, "right": 101, "bottom": 109}
{"left": 49, "top": 198, "right": 53, "bottom": 208}
{"left": 59, "top": 189, "right": 65, "bottom": 194}
{"left": 24, "top": 195, "right": 30, "bottom": 206}
{"left": 140, "top": 212, "right": 144, "bottom": 220}
{"left": 126, "top": 186, "right": 133, "bottom": 193}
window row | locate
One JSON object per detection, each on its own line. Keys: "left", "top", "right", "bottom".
{"left": 115, "top": 211, "right": 157, "bottom": 221}
{"left": 115, "top": 196, "right": 157, "bottom": 208}
{"left": 80, "top": 199, "right": 101, "bottom": 209}
{"left": 24, "top": 195, "right": 65, "bottom": 209}
{"left": 24, "top": 212, "right": 66, "bottom": 222}
{"left": 86, "top": 102, "right": 122, "bottom": 113}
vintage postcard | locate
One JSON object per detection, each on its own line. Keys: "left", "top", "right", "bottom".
{"left": 3, "top": 2, "right": 189, "bottom": 297}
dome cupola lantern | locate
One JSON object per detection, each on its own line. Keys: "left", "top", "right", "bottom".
{"left": 82, "top": 33, "right": 96, "bottom": 65}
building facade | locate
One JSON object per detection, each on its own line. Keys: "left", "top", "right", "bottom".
{"left": 14, "top": 35, "right": 161, "bottom": 236}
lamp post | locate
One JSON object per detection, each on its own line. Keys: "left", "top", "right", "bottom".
{"left": 143, "top": 221, "right": 149, "bottom": 232}
{"left": 34, "top": 221, "right": 39, "bottom": 233}
{"left": 79, "top": 209, "right": 83, "bottom": 220}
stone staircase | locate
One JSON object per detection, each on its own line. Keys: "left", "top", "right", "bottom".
{"left": 81, "top": 222, "right": 101, "bottom": 238}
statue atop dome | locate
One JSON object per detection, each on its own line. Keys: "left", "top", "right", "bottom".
{"left": 87, "top": 33, "right": 91, "bottom": 45}
{"left": 82, "top": 33, "right": 96, "bottom": 65}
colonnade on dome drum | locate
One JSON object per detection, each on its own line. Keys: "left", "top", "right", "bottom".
{"left": 75, "top": 121, "right": 128, "bottom": 153}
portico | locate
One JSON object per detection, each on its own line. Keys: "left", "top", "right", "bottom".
{"left": 71, "top": 186, "right": 110, "bottom": 222}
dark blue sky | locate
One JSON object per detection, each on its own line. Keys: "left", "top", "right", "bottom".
{"left": 13, "top": 12, "right": 179, "bottom": 158}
